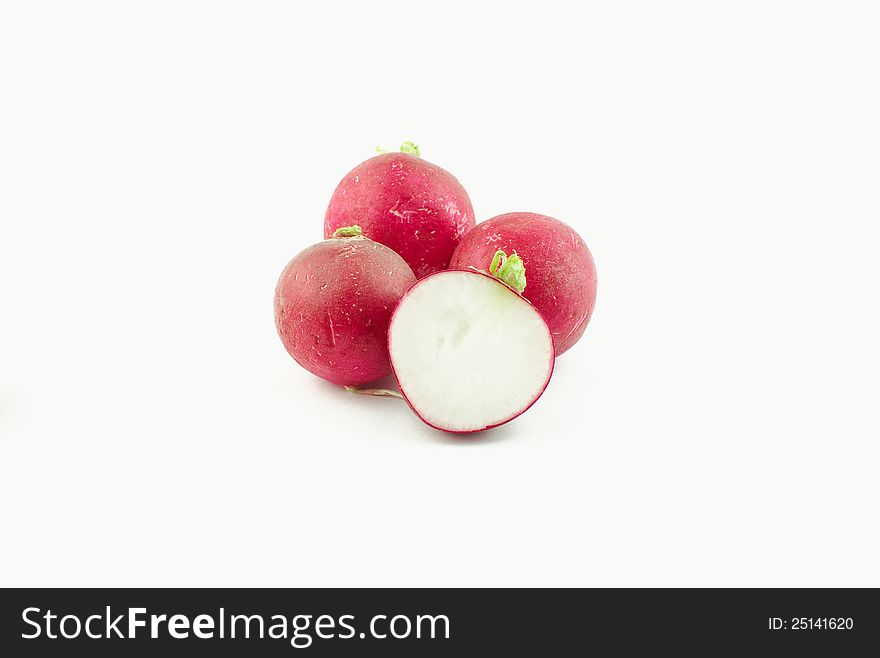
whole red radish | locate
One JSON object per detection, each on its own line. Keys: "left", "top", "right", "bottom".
{"left": 324, "top": 142, "right": 475, "bottom": 278}
{"left": 450, "top": 212, "right": 597, "bottom": 356}
{"left": 274, "top": 226, "right": 416, "bottom": 386}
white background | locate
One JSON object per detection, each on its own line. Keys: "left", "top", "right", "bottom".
{"left": 1, "top": 1, "right": 878, "bottom": 587}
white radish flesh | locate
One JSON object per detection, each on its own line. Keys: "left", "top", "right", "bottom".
{"left": 388, "top": 270, "right": 554, "bottom": 433}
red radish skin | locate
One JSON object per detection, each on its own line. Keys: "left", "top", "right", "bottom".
{"left": 388, "top": 270, "right": 555, "bottom": 434}
{"left": 274, "top": 230, "right": 416, "bottom": 386}
{"left": 324, "top": 148, "right": 475, "bottom": 278}
{"left": 450, "top": 212, "right": 597, "bottom": 356}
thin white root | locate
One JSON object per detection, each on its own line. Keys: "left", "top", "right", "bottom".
{"left": 344, "top": 386, "right": 404, "bottom": 399}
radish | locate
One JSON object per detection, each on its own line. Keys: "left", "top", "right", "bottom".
{"left": 324, "top": 142, "right": 475, "bottom": 279}
{"left": 450, "top": 212, "right": 597, "bottom": 356}
{"left": 274, "top": 226, "right": 416, "bottom": 387}
{"left": 387, "top": 252, "right": 554, "bottom": 433}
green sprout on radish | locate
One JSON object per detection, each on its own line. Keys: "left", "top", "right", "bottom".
{"left": 374, "top": 141, "right": 421, "bottom": 157}
{"left": 488, "top": 249, "right": 526, "bottom": 294}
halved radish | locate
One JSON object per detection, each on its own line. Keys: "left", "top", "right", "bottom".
{"left": 388, "top": 256, "right": 554, "bottom": 433}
